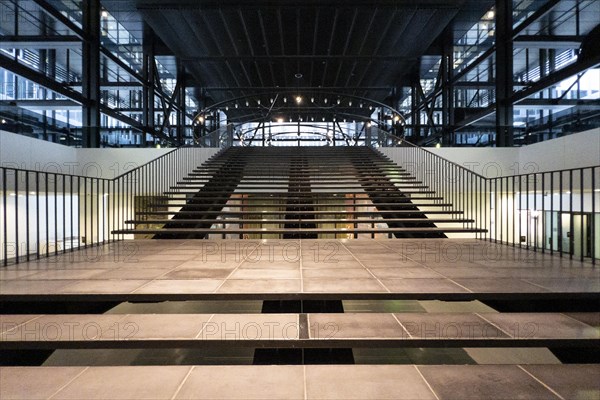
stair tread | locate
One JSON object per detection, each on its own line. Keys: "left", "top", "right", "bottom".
{"left": 1, "top": 364, "right": 598, "bottom": 400}
{"left": 1, "top": 312, "right": 597, "bottom": 348}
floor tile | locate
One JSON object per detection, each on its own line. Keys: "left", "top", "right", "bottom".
{"left": 0, "top": 280, "right": 73, "bottom": 294}
{"left": 89, "top": 268, "right": 173, "bottom": 280}
{"left": 203, "top": 314, "right": 299, "bottom": 340}
{"left": 303, "top": 278, "right": 386, "bottom": 293}
{"left": 0, "top": 315, "right": 41, "bottom": 334}
{"left": 522, "top": 364, "right": 600, "bottom": 400}
{"left": 302, "top": 268, "right": 372, "bottom": 278}
{"left": 309, "top": 313, "right": 404, "bottom": 339}
{"left": 133, "top": 279, "right": 223, "bottom": 294}
{"left": 305, "top": 365, "right": 436, "bottom": 399}
{"left": 217, "top": 279, "right": 301, "bottom": 293}
{"left": 53, "top": 366, "right": 190, "bottom": 399}
{"left": 394, "top": 313, "right": 509, "bottom": 339}
{"left": 481, "top": 313, "right": 599, "bottom": 339}
{"left": 524, "top": 277, "right": 600, "bottom": 292}
{"left": 174, "top": 365, "right": 304, "bottom": 399}
{"left": 229, "top": 268, "right": 300, "bottom": 279}
{"left": 161, "top": 267, "right": 234, "bottom": 279}
{"left": 371, "top": 267, "right": 442, "bottom": 279}
{"left": 1, "top": 315, "right": 126, "bottom": 342}
{"left": 381, "top": 278, "right": 469, "bottom": 293}
{"left": 418, "top": 365, "right": 558, "bottom": 399}
{"left": 454, "top": 278, "right": 549, "bottom": 293}
{"left": 99, "top": 314, "right": 214, "bottom": 340}
{"left": 0, "top": 367, "right": 86, "bottom": 400}
{"left": 58, "top": 280, "right": 148, "bottom": 294}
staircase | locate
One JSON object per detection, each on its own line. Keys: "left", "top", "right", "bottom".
{"left": 115, "top": 146, "right": 484, "bottom": 238}
{"left": 3, "top": 147, "right": 597, "bottom": 399}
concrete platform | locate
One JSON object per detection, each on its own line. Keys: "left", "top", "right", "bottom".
{"left": 1, "top": 364, "right": 598, "bottom": 399}
{"left": 1, "top": 239, "right": 598, "bottom": 302}
{"left": 1, "top": 312, "right": 597, "bottom": 349}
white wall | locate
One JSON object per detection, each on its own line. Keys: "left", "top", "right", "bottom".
{"left": 1, "top": 130, "right": 219, "bottom": 178}
{"left": 380, "top": 128, "right": 600, "bottom": 178}
{"left": 75, "top": 148, "right": 173, "bottom": 179}
{"left": 518, "top": 128, "right": 600, "bottom": 172}
{"left": 0, "top": 129, "right": 77, "bottom": 172}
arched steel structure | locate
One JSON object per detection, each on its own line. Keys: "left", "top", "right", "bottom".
{"left": 192, "top": 90, "right": 406, "bottom": 146}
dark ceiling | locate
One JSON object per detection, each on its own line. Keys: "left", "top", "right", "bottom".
{"left": 123, "top": 0, "right": 494, "bottom": 105}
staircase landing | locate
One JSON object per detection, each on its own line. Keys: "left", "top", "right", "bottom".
{"left": 1, "top": 239, "right": 597, "bottom": 302}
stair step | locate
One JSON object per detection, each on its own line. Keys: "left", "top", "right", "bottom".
{"left": 145, "top": 202, "right": 451, "bottom": 208}
{"left": 181, "top": 177, "right": 420, "bottom": 182}
{"left": 1, "top": 364, "right": 596, "bottom": 399}
{"left": 170, "top": 185, "right": 431, "bottom": 189}
{"left": 188, "top": 172, "right": 413, "bottom": 176}
{"left": 125, "top": 218, "right": 474, "bottom": 225}
{"left": 163, "top": 191, "right": 438, "bottom": 196}
{"left": 113, "top": 227, "right": 487, "bottom": 235}
{"left": 135, "top": 210, "right": 465, "bottom": 216}
{"left": 1, "top": 312, "right": 597, "bottom": 349}
{"left": 152, "top": 195, "right": 445, "bottom": 201}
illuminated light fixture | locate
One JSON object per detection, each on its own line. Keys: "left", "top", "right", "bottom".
{"left": 486, "top": 10, "right": 495, "bottom": 19}
{"left": 198, "top": 116, "right": 204, "bottom": 123}
{"left": 369, "top": 105, "right": 373, "bottom": 110}
{"left": 9, "top": 193, "right": 16, "bottom": 197}
{"left": 394, "top": 115, "right": 400, "bottom": 122}
{"left": 566, "top": 191, "right": 571, "bottom": 194}
{"left": 1, "top": 119, "right": 6, "bottom": 124}
{"left": 337, "top": 99, "right": 341, "bottom": 104}
{"left": 359, "top": 103, "right": 363, "bottom": 108}
{"left": 295, "top": 96, "right": 302, "bottom": 104}
{"left": 435, "top": 142, "right": 442, "bottom": 148}
{"left": 283, "top": 97, "right": 287, "bottom": 103}
{"left": 277, "top": 117, "right": 284, "bottom": 123}
{"left": 324, "top": 98, "right": 328, "bottom": 104}
{"left": 270, "top": 98, "right": 273, "bottom": 103}
{"left": 595, "top": 189, "right": 600, "bottom": 192}
{"left": 225, "top": 106, "right": 229, "bottom": 111}
{"left": 156, "top": 144, "right": 161, "bottom": 149}
{"left": 101, "top": 10, "right": 109, "bottom": 18}
{"left": 29, "top": 191, "right": 35, "bottom": 195}
{"left": 349, "top": 101, "right": 352, "bottom": 106}
{"left": 245, "top": 101, "right": 249, "bottom": 107}
{"left": 322, "top": 117, "right": 325, "bottom": 122}
{"left": 257, "top": 99, "right": 261, "bottom": 105}
{"left": 235, "top": 103, "right": 239, "bottom": 108}
{"left": 311, "top": 117, "right": 314, "bottom": 121}
{"left": 366, "top": 121, "right": 372, "bottom": 127}
{"left": 311, "top": 97, "right": 314, "bottom": 103}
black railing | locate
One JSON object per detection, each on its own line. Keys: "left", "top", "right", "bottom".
{"left": 0, "top": 146, "right": 219, "bottom": 265}
{"left": 1, "top": 132, "right": 598, "bottom": 264}
{"left": 373, "top": 128, "right": 599, "bottom": 263}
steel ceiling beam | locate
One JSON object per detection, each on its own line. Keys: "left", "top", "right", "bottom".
{"left": 137, "top": 1, "right": 464, "bottom": 10}
{"left": 196, "top": 86, "right": 394, "bottom": 91}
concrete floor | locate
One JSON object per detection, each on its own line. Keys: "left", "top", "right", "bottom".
{"left": 1, "top": 239, "right": 597, "bottom": 299}
{"left": 1, "top": 364, "right": 599, "bottom": 399}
